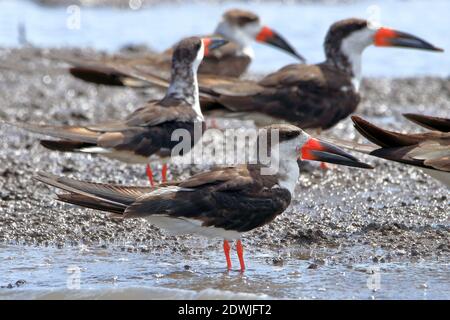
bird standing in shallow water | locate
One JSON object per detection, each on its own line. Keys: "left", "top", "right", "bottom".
{"left": 35, "top": 124, "right": 372, "bottom": 272}
{"left": 8, "top": 37, "right": 228, "bottom": 185}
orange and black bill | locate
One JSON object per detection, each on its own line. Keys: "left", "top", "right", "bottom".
{"left": 301, "top": 138, "right": 373, "bottom": 169}
{"left": 202, "top": 38, "right": 229, "bottom": 56}
{"left": 374, "top": 28, "right": 443, "bottom": 52}
{"left": 256, "top": 26, "right": 306, "bottom": 62}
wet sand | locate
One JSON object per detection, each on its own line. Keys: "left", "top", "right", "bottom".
{"left": 0, "top": 47, "right": 449, "bottom": 278}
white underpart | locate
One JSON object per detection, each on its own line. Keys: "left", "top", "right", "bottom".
{"left": 215, "top": 20, "right": 259, "bottom": 58}
{"left": 340, "top": 28, "right": 376, "bottom": 91}
{"left": 144, "top": 216, "right": 241, "bottom": 240}
{"left": 137, "top": 186, "right": 241, "bottom": 240}
{"left": 191, "top": 42, "right": 204, "bottom": 121}
{"left": 269, "top": 134, "right": 309, "bottom": 194}
{"left": 420, "top": 168, "right": 450, "bottom": 188}
{"left": 408, "top": 145, "right": 450, "bottom": 188}
{"left": 148, "top": 186, "right": 194, "bottom": 195}
{"left": 78, "top": 147, "right": 149, "bottom": 163}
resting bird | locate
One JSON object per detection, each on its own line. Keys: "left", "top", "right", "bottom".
{"left": 8, "top": 37, "right": 228, "bottom": 185}
{"left": 35, "top": 124, "right": 372, "bottom": 272}
{"left": 328, "top": 114, "right": 450, "bottom": 188}
{"left": 66, "top": 8, "right": 304, "bottom": 86}
{"left": 125, "top": 18, "right": 443, "bottom": 131}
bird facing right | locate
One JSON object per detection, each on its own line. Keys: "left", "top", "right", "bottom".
{"left": 35, "top": 124, "right": 372, "bottom": 272}
{"left": 195, "top": 18, "right": 443, "bottom": 130}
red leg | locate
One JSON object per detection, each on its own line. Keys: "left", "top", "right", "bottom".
{"left": 320, "top": 162, "right": 329, "bottom": 170}
{"left": 236, "top": 240, "right": 245, "bottom": 272}
{"left": 146, "top": 164, "right": 155, "bottom": 187}
{"left": 161, "top": 163, "right": 168, "bottom": 183}
{"left": 223, "top": 240, "right": 232, "bottom": 270}
{"left": 208, "top": 118, "right": 219, "bottom": 129}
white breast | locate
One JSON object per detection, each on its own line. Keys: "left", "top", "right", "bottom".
{"left": 421, "top": 168, "right": 450, "bottom": 188}
{"left": 144, "top": 215, "right": 242, "bottom": 240}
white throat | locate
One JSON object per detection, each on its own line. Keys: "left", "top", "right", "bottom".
{"left": 191, "top": 44, "right": 204, "bottom": 121}
{"left": 167, "top": 44, "right": 204, "bottom": 122}
{"left": 277, "top": 158, "right": 299, "bottom": 194}
{"left": 340, "top": 28, "right": 375, "bottom": 91}
{"left": 215, "top": 21, "right": 255, "bottom": 58}
{"left": 268, "top": 138, "right": 304, "bottom": 194}
{"left": 242, "top": 45, "right": 255, "bottom": 59}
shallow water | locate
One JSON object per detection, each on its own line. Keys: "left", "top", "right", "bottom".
{"left": 0, "top": 0, "right": 449, "bottom": 300}
{"left": 0, "top": 244, "right": 448, "bottom": 299}
{"left": 0, "top": 0, "right": 449, "bottom": 76}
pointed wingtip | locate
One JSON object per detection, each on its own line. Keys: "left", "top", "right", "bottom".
{"left": 403, "top": 112, "right": 450, "bottom": 132}
{"left": 402, "top": 113, "right": 419, "bottom": 121}
{"left": 350, "top": 115, "right": 364, "bottom": 124}
{"left": 33, "top": 171, "right": 60, "bottom": 184}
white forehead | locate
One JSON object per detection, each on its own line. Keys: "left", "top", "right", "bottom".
{"left": 276, "top": 131, "right": 310, "bottom": 159}
{"left": 216, "top": 19, "right": 261, "bottom": 38}
{"left": 341, "top": 27, "right": 377, "bottom": 54}
{"left": 240, "top": 21, "right": 262, "bottom": 36}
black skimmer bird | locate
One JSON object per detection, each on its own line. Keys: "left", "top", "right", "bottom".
{"left": 131, "top": 18, "right": 442, "bottom": 130}
{"left": 35, "top": 124, "right": 372, "bottom": 271}
{"left": 9, "top": 37, "right": 228, "bottom": 185}
{"left": 67, "top": 9, "right": 304, "bottom": 86}
{"left": 197, "top": 18, "right": 443, "bottom": 130}
{"left": 328, "top": 114, "right": 450, "bottom": 188}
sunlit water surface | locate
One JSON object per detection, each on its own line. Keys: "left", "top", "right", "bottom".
{"left": 0, "top": 0, "right": 449, "bottom": 76}
{"left": 0, "top": 244, "right": 448, "bottom": 299}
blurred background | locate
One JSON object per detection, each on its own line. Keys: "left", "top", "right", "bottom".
{"left": 0, "top": 0, "right": 449, "bottom": 76}
{"left": 0, "top": 1, "right": 449, "bottom": 300}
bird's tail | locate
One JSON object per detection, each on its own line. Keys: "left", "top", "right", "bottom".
{"left": 35, "top": 172, "right": 153, "bottom": 216}
{"left": 69, "top": 65, "right": 132, "bottom": 87}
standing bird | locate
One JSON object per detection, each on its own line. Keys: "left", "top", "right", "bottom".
{"left": 9, "top": 37, "right": 228, "bottom": 185}
{"left": 129, "top": 18, "right": 442, "bottom": 130}
{"left": 67, "top": 8, "right": 304, "bottom": 86}
{"left": 35, "top": 124, "right": 372, "bottom": 272}
{"left": 197, "top": 18, "right": 443, "bottom": 130}
{"left": 328, "top": 114, "right": 450, "bottom": 188}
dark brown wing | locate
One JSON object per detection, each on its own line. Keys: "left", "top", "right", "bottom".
{"left": 65, "top": 49, "right": 170, "bottom": 87}
{"left": 15, "top": 98, "right": 200, "bottom": 159}
{"left": 34, "top": 172, "right": 162, "bottom": 216}
{"left": 200, "top": 42, "right": 251, "bottom": 77}
{"left": 201, "top": 63, "right": 360, "bottom": 129}
{"left": 351, "top": 116, "right": 450, "bottom": 172}
{"left": 68, "top": 34, "right": 249, "bottom": 87}
{"left": 124, "top": 98, "right": 200, "bottom": 127}
{"left": 403, "top": 113, "right": 450, "bottom": 133}
{"left": 124, "top": 165, "right": 291, "bottom": 232}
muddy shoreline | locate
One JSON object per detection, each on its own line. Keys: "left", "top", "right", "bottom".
{"left": 0, "top": 47, "right": 449, "bottom": 266}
